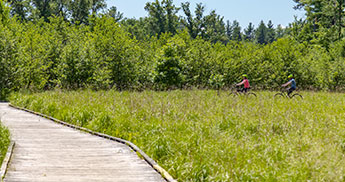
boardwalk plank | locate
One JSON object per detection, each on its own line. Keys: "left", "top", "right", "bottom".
{"left": 0, "top": 103, "right": 165, "bottom": 182}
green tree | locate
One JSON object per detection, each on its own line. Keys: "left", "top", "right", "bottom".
{"left": 164, "top": 0, "right": 179, "bottom": 34}
{"left": 91, "top": 0, "right": 106, "bottom": 14}
{"left": 70, "top": 0, "right": 91, "bottom": 24}
{"left": 51, "top": 0, "right": 71, "bottom": 20}
{"left": 293, "top": 0, "right": 345, "bottom": 43}
{"left": 121, "top": 17, "right": 150, "bottom": 40}
{"left": 145, "top": 0, "right": 179, "bottom": 37}
{"left": 266, "top": 20, "right": 276, "bottom": 43}
{"left": 6, "top": 0, "right": 30, "bottom": 20}
{"left": 145, "top": 0, "right": 166, "bottom": 36}
{"left": 231, "top": 20, "right": 242, "bottom": 41}
{"left": 0, "top": 10, "right": 18, "bottom": 99}
{"left": 256, "top": 20, "right": 267, "bottom": 44}
{"left": 31, "top": 0, "right": 52, "bottom": 22}
{"left": 286, "top": 16, "right": 313, "bottom": 43}
{"left": 194, "top": 3, "right": 205, "bottom": 37}
{"left": 42, "top": 16, "right": 70, "bottom": 88}
{"left": 106, "top": 6, "right": 123, "bottom": 22}
{"left": 181, "top": 2, "right": 195, "bottom": 37}
{"left": 92, "top": 16, "right": 140, "bottom": 90}
{"left": 244, "top": 22, "right": 255, "bottom": 41}
{"left": 181, "top": 2, "right": 207, "bottom": 39}
{"left": 226, "top": 20, "right": 232, "bottom": 40}
{"left": 70, "top": 0, "right": 106, "bottom": 24}
{"left": 203, "top": 10, "right": 227, "bottom": 43}
{"left": 276, "top": 24, "right": 286, "bottom": 39}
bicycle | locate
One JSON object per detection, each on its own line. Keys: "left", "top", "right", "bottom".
{"left": 228, "top": 85, "right": 257, "bottom": 97}
{"left": 274, "top": 88, "right": 303, "bottom": 99}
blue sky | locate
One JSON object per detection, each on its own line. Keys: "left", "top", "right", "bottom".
{"left": 105, "top": 0, "right": 305, "bottom": 28}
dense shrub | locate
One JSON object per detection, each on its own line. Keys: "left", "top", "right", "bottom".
{"left": 0, "top": 1, "right": 345, "bottom": 94}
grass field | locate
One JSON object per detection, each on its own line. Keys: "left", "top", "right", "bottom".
{"left": 0, "top": 121, "right": 10, "bottom": 167}
{"left": 9, "top": 90, "right": 345, "bottom": 181}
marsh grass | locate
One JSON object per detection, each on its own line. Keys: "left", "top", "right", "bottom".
{"left": 0, "top": 122, "right": 10, "bottom": 166}
{"left": 10, "top": 90, "right": 345, "bottom": 181}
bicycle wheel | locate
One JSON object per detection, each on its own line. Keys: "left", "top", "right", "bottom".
{"left": 246, "top": 92, "right": 257, "bottom": 97}
{"left": 274, "top": 93, "right": 285, "bottom": 98}
{"left": 291, "top": 93, "right": 303, "bottom": 99}
{"left": 230, "top": 92, "right": 238, "bottom": 97}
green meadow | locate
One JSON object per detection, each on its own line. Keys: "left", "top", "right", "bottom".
{"left": 9, "top": 90, "right": 345, "bottom": 181}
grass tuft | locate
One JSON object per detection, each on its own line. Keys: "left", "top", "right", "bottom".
{"left": 0, "top": 122, "right": 10, "bottom": 167}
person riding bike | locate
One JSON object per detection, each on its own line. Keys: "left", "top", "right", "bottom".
{"left": 236, "top": 74, "right": 250, "bottom": 93}
{"left": 282, "top": 74, "right": 296, "bottom": 96}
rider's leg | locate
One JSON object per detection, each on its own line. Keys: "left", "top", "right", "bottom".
{"left": 287, "top": 87, "right": 295, "bottom": 96}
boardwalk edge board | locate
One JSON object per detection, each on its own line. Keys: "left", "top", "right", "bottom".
{"left": 0, "top": 141, "right": 15, "bottom": 182}
{"left": 9, "top": 104, "right": 177, "bottom": 182}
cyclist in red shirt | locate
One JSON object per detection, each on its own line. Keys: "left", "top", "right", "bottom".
{"left": 236, "top": 74, "right": 250, "bottom": 92}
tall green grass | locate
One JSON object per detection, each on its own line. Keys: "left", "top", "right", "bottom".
{"left": 9, "top": 90, "right": 345, "bottom": 181}
{"left": 0, "top": 122, "right": 10, "bottom": 166}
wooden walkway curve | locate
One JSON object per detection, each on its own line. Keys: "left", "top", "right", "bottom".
{"left": 0, "top": 103, "right": 165, "bottom": 182}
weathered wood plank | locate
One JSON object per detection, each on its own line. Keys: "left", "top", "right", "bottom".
{"left": 0, "top": 103, "right": 165, "bottom": 182}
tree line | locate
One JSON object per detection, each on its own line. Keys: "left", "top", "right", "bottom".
{"left": 4, "top": 0, "right": 344, "bottom": 45}
{"left": 123, "top": 1, "right": 288, "bottom": 45}
{"left": 0, "top": 0, "right": 344, "bottom": 99}
{"left": 5, "top": 0, "right": 292, "bottom": 44}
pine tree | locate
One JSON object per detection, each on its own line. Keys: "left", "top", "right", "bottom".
{"left": 256, "top": 20, "right": 267, "bottom": 44}
{"left": 275, "top": 24, "right": 285, "bottom": 39}
{"left": 226, "top": 20, "right": 232, "bottom": 40}
{"left": 106, "top": 6, "right": 123, "bottom": 22}
{"left": 266, "top": 20, "right": 276, "bottom": 43}
{"left": 293, "top": 0, "right": 345, "bottom": 41}
{"left": 203, "top": 10, "right": 227, "bottom": 43}
{"left": 231, "top": 20, "right": 241, "bottom": 41}
{"left": 244, "top": 22, "right": 254, "bottom": 41}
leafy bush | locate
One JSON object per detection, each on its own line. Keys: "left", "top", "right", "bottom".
{"left": 0, "top": 3, "right": 345, "bottom": 93}
{"left": 154, "top": 44, "right": 185, "bottom": 89}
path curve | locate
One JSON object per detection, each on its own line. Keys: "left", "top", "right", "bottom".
{"left": 0, "top": 103, "right": 165, "bottom": 182}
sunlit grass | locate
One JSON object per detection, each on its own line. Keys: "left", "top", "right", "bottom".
{"left": 9, "top": 90, "right": 345, "bottom": 181}
{"left": 0, "top": 122, "right": 10, "bottom": 166}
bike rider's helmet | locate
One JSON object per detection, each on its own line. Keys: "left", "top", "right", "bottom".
{"left": 242, "top": 74, "right": 248, "bottom": 78}
{"left": 288, "top": 74, "right": 293, "bottom": 79}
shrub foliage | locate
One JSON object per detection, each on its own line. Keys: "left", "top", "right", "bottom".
{"left": 0, "top": 1, "right": 345, "bottom": 97}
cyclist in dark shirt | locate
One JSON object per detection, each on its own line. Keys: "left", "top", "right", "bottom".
{"left": 282, "top": 74, "right": 296, "bottom": 96}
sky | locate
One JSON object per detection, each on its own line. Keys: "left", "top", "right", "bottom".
{"left": 105, "top": 0, "right": 306, "bottom": 28}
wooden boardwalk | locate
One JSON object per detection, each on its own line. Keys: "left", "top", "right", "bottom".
{"left": 0, "top": 103, "right": 165, "bottom": 182}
